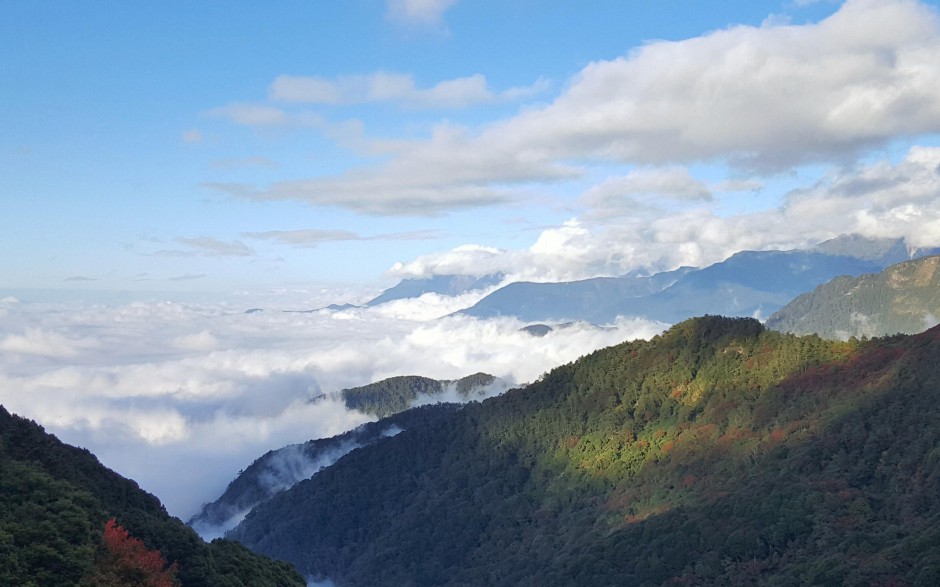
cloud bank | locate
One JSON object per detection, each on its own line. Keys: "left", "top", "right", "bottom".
{"left": 0, "top": 294, "right": 663, "bottom": 517}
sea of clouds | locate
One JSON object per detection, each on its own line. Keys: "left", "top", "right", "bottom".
{"left": 0, "top": 289, "right": 665, "bottom": 518}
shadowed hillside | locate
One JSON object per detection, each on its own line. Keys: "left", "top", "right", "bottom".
{"left": 0, "top": 407, "right": 305, "bottom": 586}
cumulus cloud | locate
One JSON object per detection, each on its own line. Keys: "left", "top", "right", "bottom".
{"left": 582, "top": 167, "right": 712, "bottom": 217}
{"left": 219, "top": 0, "right": 940, "bottom": 217}
{"left": 269, "top": 72, "right": 548, "bottom": 109}
{"left": 385, "top": 145, "right": 940, "bottom": 281}
{"left": 495, "top": 0, "right": 940, "bottom": 171}
{"left": 0, "top": 296, "right": 662, "bottom": 517}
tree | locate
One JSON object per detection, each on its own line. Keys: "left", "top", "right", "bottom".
{"left": 82, "top": 519, "right": 178, "bottom": 587}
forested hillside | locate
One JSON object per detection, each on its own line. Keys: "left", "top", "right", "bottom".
{"left": 767, "top": 255, "right": 940, "bottom": 339}
{"left": 231, "top": 316, "right": 940, "bottom": 586}
{"left": 0, "top": 406, "right": 305, "bottom": 586}
{"left": 339, "top": 372, "right": 500, "bottom": 417}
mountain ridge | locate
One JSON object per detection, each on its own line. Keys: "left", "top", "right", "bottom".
{"left": 229, "top": 316, "right": 940, "bottom": 585}
{"left": 767, "top": 254, "right": 940, "bottom": 339}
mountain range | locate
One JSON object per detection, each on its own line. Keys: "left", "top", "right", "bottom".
{"left": 227, "top": 316, "right": 940, "bottom": 585}
{"left": 457, "top": 236, "right": 940, "bottom": 324}
{"left": 766, "top": 254, "right": 940, "bottom": 340}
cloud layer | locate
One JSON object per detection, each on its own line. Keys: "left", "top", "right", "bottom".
{"left": 0, "top": 294, "right": 663, "bottom": 517}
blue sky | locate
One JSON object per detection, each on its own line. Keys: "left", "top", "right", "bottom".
{"left": 4, "top": 0, "right": 940, "bottom": 300}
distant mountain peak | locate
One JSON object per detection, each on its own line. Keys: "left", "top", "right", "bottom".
{"left": 366, "top": 273, "right": 505, "bottom": 306}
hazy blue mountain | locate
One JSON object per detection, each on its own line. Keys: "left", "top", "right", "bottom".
{"left": 461, "top": 267, "right": 693, "bottom": 322}
{"left": 811, "top": 234, "right": 940, "bottom": 265}
{"left": 766, "top": 255, "right": 940, "bottom": 339}
{"left": 462, "top": 250, "right": 884, "bottom": 324}
{"left": 366, "top": 273, "right": 504, "bottom": 306}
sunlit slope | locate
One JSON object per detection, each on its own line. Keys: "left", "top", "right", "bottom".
{"left": 236, "top": 317, "right": 940, "bottom": 585}
{"left": 231, "top": 316, "right": 940, "bottom": 585}
{"left": 767, "top": 255, "right": 940, "bottom": 339}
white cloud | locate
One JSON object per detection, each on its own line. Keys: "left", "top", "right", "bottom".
{"left": 582, "top": 167, "right": 712, "bottom": 219}
{"left": 0, "top": 327, "right": 99, "bottom": 358}
{"left": 385, "top": 0, "right": 457, "bottom": 27}
{"left": 223, "top": 0, "right": 940, "bottom": 216}
{"left": 0, "top": 296, "right": 662, "bottom": 517}
{"left": 385, "top": 145, "right": 940, "bottom": 281}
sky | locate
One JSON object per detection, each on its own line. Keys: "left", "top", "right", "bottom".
{"left": 3, "top": 0, "right": 940, "bottom": 299}
{"left": 3, "top": 0, "right": 940, "bottom": 521}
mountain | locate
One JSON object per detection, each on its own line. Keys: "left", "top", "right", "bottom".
{"left": 462, "top": 250, "right": 884, "bottom": 324}
{"left": 335, "top": 372, "right": 511, "bottom": 418}
{"left": 811, "top": 234, "right": 940, "bottom": 265}
{"left": 0, "top": 405, "right": 304, "bottom": 586}
{"left": 459, "top": 267, "right": 692, "bottom": 323}
{"left": 229, "top": 317, "right": 940, "bottom": 586}
{"left": 189, "top": 404, "right": 460, "bottom": 540}
{"left": 366, "top": 273, "right": 504, "bottom": 306}
{"left": 766, "top": 255, "right": 940, "bottom": 339}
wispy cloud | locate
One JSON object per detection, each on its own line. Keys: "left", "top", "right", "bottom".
{"left": 154, "top": 238, "right": 254, "bottom": 258}
{"left": 269, "top": 72, "right": 549, "bottom": 109}
{"left": 168, "top": 273, "right": 207, "bottom": 281}
{"left": 385, "top": 0, "right": 458, "bottom": 28}
{"left": 181, "top": 128, "right": 203, "bottom": 143}
{"left": 209, "top": 157, "right": 278, "bottom": 170}
{"left": 245, "top": 228, "right": 440, "bottom": 249}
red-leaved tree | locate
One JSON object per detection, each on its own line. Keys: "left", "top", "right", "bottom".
{"left": 82, "top": 518, "right": 179, "bottom": 587}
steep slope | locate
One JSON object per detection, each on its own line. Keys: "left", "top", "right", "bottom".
{"left": 366, "top": 274, "right": 504, "bottom": 306}
{"left": 231, "top": 317, "right": 940, "bottom": 586}
{"left": 189, "top": 404, "right": 460, "bottom": 539}
{"left": 0, "top": 406, "right": 305, "bottom": 586}
{"left": 462, "top": 249, "right": 882, "bottom": 324}
{"left": 767, "top": 255, "right": 940, "bottom": 339}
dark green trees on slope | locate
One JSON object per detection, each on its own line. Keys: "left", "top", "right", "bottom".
{"left": 231, "top": 316, "right": 940, "bottom": 586}
{"left": 0, "top": 406, "right": 305, "bottom": 587}
{"left": 340, "top": 372, "right": 498, "bottom": 418}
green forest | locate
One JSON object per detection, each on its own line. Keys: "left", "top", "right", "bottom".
{"left": 232, "top": 316, "right": 940, "bottom": 586}
{"left": 767, "top": 255, "right": 940, "bottom": 339}
{"left": 341, "top": 372, "right": 496, "bottom": 417}
{"left": 0, "top": 406, "right": 305, "bottom": 587}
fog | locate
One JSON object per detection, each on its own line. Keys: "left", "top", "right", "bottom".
{"left": 0, "top": 291, "right": 665, "bottom": 517}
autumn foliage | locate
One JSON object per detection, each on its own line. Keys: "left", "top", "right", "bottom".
{"left": 84, "top": 518, "right": 179, "bottom": 586}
